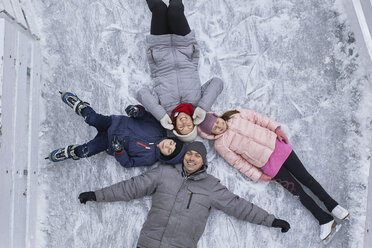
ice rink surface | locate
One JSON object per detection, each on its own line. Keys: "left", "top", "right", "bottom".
{"left": 33, "top": 0, "right": 372, "bottom": 247}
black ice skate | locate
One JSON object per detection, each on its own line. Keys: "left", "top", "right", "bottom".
{"left": 59, "top": 91, "right": 90, "bottom": 116}
{"left": 46, "top": 145, "right": 80, "bottom": 162}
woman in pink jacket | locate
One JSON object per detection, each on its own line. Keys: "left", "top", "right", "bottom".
{"left": 198, "top": 109, "right": 349, "bottom": 241}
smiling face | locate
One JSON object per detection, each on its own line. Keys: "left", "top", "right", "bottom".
{"left": 175, "top": 112, "right": 194, "bottom": 135}
{"left": 211, "top": 117, "right": 227, "bottom": 135}
{"left": 157, "top": 139, "right": 176, "bottom": 156}
{"left": 183, "top": 150, "right": 203, "bottom": 175}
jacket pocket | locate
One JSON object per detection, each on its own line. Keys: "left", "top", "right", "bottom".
{"left": 148, "top": 48, "right": 156, "bottom": 65}
{"left": 149, "top": 47, "right": 170, "bottom": 65}
{"left": 186, "top": 191, "right": 193, "bottom": 209}
{"left": 186, "top": 186, "right": 210, "bottom": 210}
{"left": 178, "top": 46, "right": 193, "bottom": 61}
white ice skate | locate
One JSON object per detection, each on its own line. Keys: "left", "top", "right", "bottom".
{"left": 331, "top": 205, "right": 349, "bottom": 220}
{"left": 320, "top": 220, "right": 342, "bottom": 244}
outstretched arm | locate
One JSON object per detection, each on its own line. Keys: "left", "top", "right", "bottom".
{"left": 94, "top": 166, "right": 162, "bottom": 202}
{"left": 210, "top": 180, "right": 275, "bottom": 227}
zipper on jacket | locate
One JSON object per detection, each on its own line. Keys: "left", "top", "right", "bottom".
{"left": 186, "top": 191, "right": 193, "bottom": 209}
{"left": 137, "top": 142, "right": 152, "bottom": 150}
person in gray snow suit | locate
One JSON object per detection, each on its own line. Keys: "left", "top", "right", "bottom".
{"left": 46, "top": 92, "right": 186, "bottom": 168}
{"left": 78, "top": 141, "right": 290, "bottom": 248}
{"left": 137, "top": 0, "right": 224, "bottom": 142}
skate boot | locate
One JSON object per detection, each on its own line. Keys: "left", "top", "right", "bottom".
{"left": 331, "top": 205, "right": 349, "bottom": 220}
{"left": 46, "top": 145, "right": 80, "bottom": 162}
{"left": 59, "top": 91, "right": 90, "bottom": 116}
{"left": 320, "top": 220, "right": 336, "bottom": 241}
{"left": 321, "top": 219, "right": 342, "bottom": 244}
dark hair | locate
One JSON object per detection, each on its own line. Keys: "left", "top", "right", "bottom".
{"left": 221, "top": 110, "right": 240, "bottom": 121}
{"left": 162, "top": 137, "right": 185, "bottom": 160}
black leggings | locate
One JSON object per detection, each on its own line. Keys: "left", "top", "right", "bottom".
{"left": 273, "top": 151, "right": 338, "bottom": 225}
{"left": 146, "top": 0, "right": 191, "bottom": 36}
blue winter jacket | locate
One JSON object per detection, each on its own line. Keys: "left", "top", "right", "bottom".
{"left": 106, "top": 109, "right": 186, "bottom": 168}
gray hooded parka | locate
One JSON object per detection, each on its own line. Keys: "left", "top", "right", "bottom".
{"left": 137, "top": 31, "right": 224, "bottom": 121}
{"left": 95, "top": 163, "right": 276, "bottom": 248}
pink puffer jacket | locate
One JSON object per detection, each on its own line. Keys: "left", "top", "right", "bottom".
{"left": 198, "top": 109, "right": 279, "bottom": 182}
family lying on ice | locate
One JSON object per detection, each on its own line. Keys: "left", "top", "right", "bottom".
{"left": 47, "top": 0, "right": 349, "bottom": 247}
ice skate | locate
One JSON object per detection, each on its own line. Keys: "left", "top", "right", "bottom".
{"left": 331, "top": 205, "right": 349, "bottom": 220}
{"left": 323, "top": 221, "right": 342, "bottom": 245}
{"left": 59, "top": 91, "right": 90, "bottom": 116}
{"left": 320, "top": 220, "right": 342, "bottom": 244}
{"left": 46, "top": 145, "right": 80, "bottom": 162}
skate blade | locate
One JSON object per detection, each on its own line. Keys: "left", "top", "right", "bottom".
{"left": 59, "top": 91, "right": 62, "bottom": 95}
{"left": 45, "top": 149, "right": 61, "bottom": 162}
{"left": 323, "top": 223, "right": 342, "bottom": 245}
{"left": 341, "top": 213, "right": 350, "bottom": 220}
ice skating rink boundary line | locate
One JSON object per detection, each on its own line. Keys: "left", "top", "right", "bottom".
{"left": 365, "top": 155, "right": 372, "bottom": 248}
{"left": 351, "top": 0, "right": 372, "bottom": 61}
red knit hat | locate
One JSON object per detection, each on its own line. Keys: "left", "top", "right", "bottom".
{"left": 171, "top": 103, "right": 194, "bottom": 124}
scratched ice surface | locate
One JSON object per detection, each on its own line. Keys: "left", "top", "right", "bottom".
{"left": 33, "top": 0, "right": 372, "bottom": 247}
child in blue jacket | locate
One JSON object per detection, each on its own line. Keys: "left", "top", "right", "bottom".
{"left": 46, "top": 92, "right": 186, "bottom": 167}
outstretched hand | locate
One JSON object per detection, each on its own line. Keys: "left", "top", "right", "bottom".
{"left": 275, "top": 127, "right": 289, "bottom": 144}
{"left": 272, "top": 218, "right": 290, "bottom": 233}
{"left": 78, "top": 191, "right": 96, "bottom": 204}
{"left": 259, "top": 174, "right": 272, "bottom": 182}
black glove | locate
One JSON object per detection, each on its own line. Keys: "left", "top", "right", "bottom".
{"left": 111, "top": 136, "right": 125, "bottom": 154}
{"left": 272, "top": 218, "right": 290, "bottom": 233}
{"left": 125, "top": 105, "right": 143, "bottom": 118}
{"left": 78, "top": 191, "right": 96, "bottom": 204}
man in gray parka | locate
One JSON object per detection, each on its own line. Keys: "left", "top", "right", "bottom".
{"left": 137, "top": 0, "right": 224, "bottom": 142}
{"left": 78, "top": 142, "right": 290, "bottom": 248}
